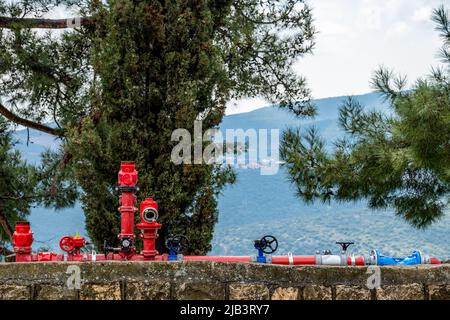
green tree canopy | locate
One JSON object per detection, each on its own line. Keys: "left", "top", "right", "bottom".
{"left": 0, "top": 116, "right": 77, "bottom": 254}
{"left": 281, "top": 6, "right": 450, "bottom": 229}
{"left": 0, "top": 0, "right": 316, "bottom": 253}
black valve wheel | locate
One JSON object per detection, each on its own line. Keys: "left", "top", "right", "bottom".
{"left": 336, "top": 241, "right": 354, "bottom": 253}
{"left": 165, "top": 235, "right": 189, "bottom": 254}
{"left": 257, "top": 235, "right": 278, "bottom": 254}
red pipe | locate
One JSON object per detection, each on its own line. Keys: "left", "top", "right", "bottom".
{"left": 20, "top": 252, "right": 443, "bottom": 265}
{"left": 347, "top": 256, "right": 366, "bottom": 266}
{"left": 183, "top": 256, "right": 253, "bottom": 263}
{"left": 183, "top": 255, "right": 362, "bottom": 265}
{"left": 430, "top": 257, "right": 442, "bottom": 264}
{"left": 271, "top": 255, "right": 316, "bottom": 265}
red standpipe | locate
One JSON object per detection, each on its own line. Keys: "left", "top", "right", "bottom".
{"left": 117, "top": 162, "right": 138, "bottom": 257}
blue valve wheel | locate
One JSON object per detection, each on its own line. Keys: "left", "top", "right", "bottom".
{"left": 256, "top": 235, "right": 278, "bottom": 254}
{"left": 165, "top": 235, "right": 189, "bottom": 254}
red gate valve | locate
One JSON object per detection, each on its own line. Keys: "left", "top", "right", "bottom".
{"left": 59, "top": 235, "right": 86, "bottom": 255}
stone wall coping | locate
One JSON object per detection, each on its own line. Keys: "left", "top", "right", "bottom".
{"left": 0, "top": 261, "right": 448, "bottom": 286}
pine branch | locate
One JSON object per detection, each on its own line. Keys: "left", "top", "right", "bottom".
{"left": 0, "top": 16, "right": 94, "bottom": 29}
{"left": 50, "top": 149, "right": 73, "bottom": 198}
{"left": 0, "top": 102, "right": 64, "bottom": 137}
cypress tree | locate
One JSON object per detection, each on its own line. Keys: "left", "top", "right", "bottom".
{"left": 0, "top": 0, "right": 316, "bottom": 252}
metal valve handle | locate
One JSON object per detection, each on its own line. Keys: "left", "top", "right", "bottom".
{"left": 165, "top": 235, "right": 189, "bottom": 254}
{"left": 59, "top": 236, "right": 75, "bottom": 253}
{"left": 254, "top": 235, "right": 278, "bottom": 254}
{"left": 103, "top": 240, "right": 120, "bottom": 259}
{"left": 336, "top": 241, "right": 354, "bottom": 253}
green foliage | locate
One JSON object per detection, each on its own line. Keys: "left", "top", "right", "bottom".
{"left": 0, "top": 117, "right": 36, "bottom": 244}
{"left": 0, "top": 1, "right": 315, "bottom": 253}
{"left": 281, "top": 6, "right": 450, "bottom": 229}
{"left": 0, "top": 117, "right": 77, "bottom": 247}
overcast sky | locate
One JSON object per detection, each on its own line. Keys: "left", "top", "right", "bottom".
{"left": 226, "top": 0, "right": 445, "bottom": 115}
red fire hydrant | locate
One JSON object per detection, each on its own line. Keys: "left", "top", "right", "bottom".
{"left": 13, "top": 222, "right": 33, "bottom": 262}
{"left": 136, "top": 198, "right": 162, "bottom": 260}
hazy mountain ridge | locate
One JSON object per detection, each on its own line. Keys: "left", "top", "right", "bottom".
{"left": 221, "top": 92, "right": 389, "bottom": 131}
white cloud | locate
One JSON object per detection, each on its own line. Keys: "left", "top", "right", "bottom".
{"left": 412, "top": 6, "right": 433, "bottom": 21}
{"left": 228, "top": 0, "right": 444, "bottom": 114}
{"left": 226, "top": 97, "right": 270, "bottom": 115}
{"left": 389, "top": 21, "right": 408, "bottom": 35}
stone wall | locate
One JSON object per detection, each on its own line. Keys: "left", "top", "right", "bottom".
{"left": 0, "top": 261, "right": 448, "bottom": 300}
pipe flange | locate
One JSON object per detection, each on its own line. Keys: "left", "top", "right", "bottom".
{"left": 315, "top": 254, "right": 322, "bottom": 265}
{"left": 117, "top": 186, "right": 139, "bottom": 193}
{"left": 287, "top": 252, "right": 294, "bottom": 265}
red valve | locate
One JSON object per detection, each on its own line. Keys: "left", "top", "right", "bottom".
{"left": 59, "top": 236, "right": 75, "bottom": 252}
{"left": 59, "top": 235, "right": 86, "bottom": 255}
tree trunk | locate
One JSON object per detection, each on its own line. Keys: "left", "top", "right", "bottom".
{"left": 0, "top": 103, "right": 64, "bottom": 137}
{"left": 0, "top": 16, "right": 94, "bottom": 29}
{"left": 0, "top": 206, "right": 13, "bottom": 243}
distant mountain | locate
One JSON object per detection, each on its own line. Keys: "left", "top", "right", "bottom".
{"left": 9, "top": 92, "right": 450, "bottom": 259}
{"left": 220, "top": 92, "right": 389, "bottom": 131}
{"left": 13, "top": 92, "right": 389, "bottom": 158}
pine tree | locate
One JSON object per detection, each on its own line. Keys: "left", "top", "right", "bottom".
{"left": 0, "top": 1, "right": 316, "bottom": 253}
{"left": 281, "top": 6, "right": 450, "bottom": 229}
{"left": 0, "top": 117, "right": 34, "bottom": 249}
{"left": 0, "top": 116, "right": 77, "bottom": 253}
